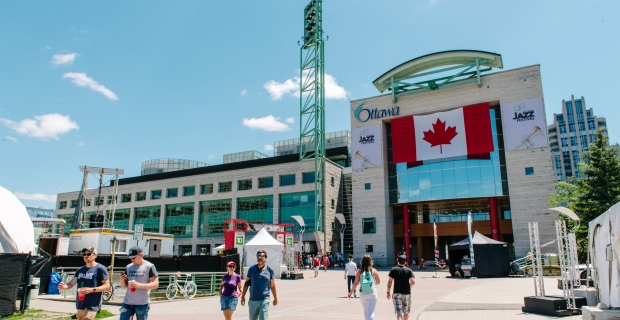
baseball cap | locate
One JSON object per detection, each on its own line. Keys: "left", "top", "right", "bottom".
{"left": 82, "top": 247, "right": 97, "bottom": 254}
{"left": 226, "top": 261, "right": 236, "bottom": 267}
{"left": 398, "top": 255, "right": 407, "bottom": 262}
{"left": 127, "top": 246, "right": 143, "bottom": 259}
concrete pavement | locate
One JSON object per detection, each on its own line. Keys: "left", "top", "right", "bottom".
{"left": 30, "top": 268, "right": 583, "bottom": 319}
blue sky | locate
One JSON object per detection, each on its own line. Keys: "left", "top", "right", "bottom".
{"left": 1, "top": 0, "right": 618, "bottom": 209}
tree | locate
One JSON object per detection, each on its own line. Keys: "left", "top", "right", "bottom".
{"left": 549, "top": 130, "right": 620, "bottom": 262}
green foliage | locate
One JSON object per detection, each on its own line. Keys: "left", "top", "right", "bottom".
{"left": 549, "top": 130, "right": 620, "bottom": 262}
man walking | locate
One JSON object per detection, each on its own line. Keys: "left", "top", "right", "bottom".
{"left": 58, "top": 247, "right": 109, "bottom": 320}
{"left": 119, "top": 246, "right": 159, "bottom": 320}
{"left": 241, "top": 250, "right": 278, "bottom": 320}
{"left": 387, "top": 255, "right": 415, "bottom": 320}
{"left": 344, "top": 255, "right": 357, "bottom": 298}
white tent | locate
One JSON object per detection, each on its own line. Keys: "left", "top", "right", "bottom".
{"left": 211, "top": 244, "right": 224, "bottom": 256}
{"left": 244, "top": 228, "right": 284, "bottom": 278}
{"left": 589, "top": 202, "right": 620, "bottom": 308}
{"left": 0, "top": 186, "right": 36, "bottom": 254}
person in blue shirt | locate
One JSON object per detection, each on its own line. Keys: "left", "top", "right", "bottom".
{"left": 240, "top": 250, "right": 279, "bottom": 320}
{"left": 58, "top": 247, "right": 110, "bottom": 320}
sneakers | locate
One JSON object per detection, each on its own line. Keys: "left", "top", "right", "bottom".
{"left": 353, "top": 291, "right": 357, "bottom": 298}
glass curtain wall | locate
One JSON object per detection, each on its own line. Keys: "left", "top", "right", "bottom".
{"left": 57, "top": 213, "right": 73, "bottom": 235}
{"left": 237, "top": 196, "right": 273, "bottom": 224}
{"left": 389, "top": 107, "right": 509, "bottom": 203}
{"left": 134, "top": 206, "right": 161, "bottom": 233}
{"left": 106, "top": 208, "right": 130, "bottom": 230}
{"left": 199, "top": 199, "right": 232, "bottom": 237}
{"left": 279, "top": 191, "right": 319, "bottom": 232}
{"left": 165, "top": 203, "right": 194, "bottom": 238}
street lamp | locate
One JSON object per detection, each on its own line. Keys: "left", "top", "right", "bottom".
{"left": 109, "top": 235, "right": 117, "bottom": 285}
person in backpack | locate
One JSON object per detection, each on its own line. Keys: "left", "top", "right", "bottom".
{"left": 344, "top": 255, "right": 358, "bottom": 298}
{"left": 240, "top": 249, "right": 278, "bottom": 320}
{"left": 57, "top": 247, "right": 110, "bottom": 320}
{"left": 387, "top": 255, "right": 415, "bottom": 320}
{"left": 348, "top": 255, "right": 381, "bottom": 320}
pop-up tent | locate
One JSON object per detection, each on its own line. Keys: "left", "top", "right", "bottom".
{"left": 448, "top": 231, "right": 510, "bottom": 278}
{"left": 244, "top": 228, "right": 284, "bottom": 278}
{"left": 0, "top": 186, "right": 36, "bottom": 254}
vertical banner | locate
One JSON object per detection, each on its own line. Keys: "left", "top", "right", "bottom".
{"left": 234, "top": 231, "right": 245, "bottom": 249}
{"left": 433, "top": 223, "right": 439, "bottom": 264}
{"left": 467, "top": 211, "right": 475, "bottom": 268}
{"left": 285, "top": 234, "right": 293, "bottom": 247}
{"left": 352, "top": 124, "right": 383, "bottom": 169}
{"left": 501, "top": 98, "right": 547, "bottom": 151}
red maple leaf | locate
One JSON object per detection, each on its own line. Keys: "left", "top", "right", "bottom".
{"left": 422, "top": 118, "right": 458, "bottom": 153}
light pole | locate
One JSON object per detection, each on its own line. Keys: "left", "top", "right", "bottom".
{"left": 109, "top": 235, "right": 117, "bottom": 285}
{"left": 335, "top": 214, "right": 346, "bottom": 255}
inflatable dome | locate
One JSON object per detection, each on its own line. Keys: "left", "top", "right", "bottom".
{"left": 0, "top": 186, "right": 36, "bottom": 253}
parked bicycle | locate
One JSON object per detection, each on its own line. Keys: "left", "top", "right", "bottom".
{"left": 102, "top": 284, "right": 123, "bottom": 302}
{"left": 166, "top": 273, "right": 197, "bottom": 300}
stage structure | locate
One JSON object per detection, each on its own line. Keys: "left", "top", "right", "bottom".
{"left": 72, "top": 166, "right": 124, "bottom": 230}
{"left": 299, "top": 0, "right": 326, "bottom": 253}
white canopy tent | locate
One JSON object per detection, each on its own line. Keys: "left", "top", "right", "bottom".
{"left": 0, "top": 186, "right": 36, "bottom": 254}
{"left": 244, "top": 228, "right": 284, "bottom": 278}
{"left": 589, "top": 202, "right": 620, "bottom": 308}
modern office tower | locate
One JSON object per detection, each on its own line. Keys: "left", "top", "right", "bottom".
{"left": 548, "top": 95, "right": 609, "bottom": 181}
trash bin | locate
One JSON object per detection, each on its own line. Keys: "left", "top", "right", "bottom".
{"left": 31, "top": 278, "right": 40, "bottom": 300}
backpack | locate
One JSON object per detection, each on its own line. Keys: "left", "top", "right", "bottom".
{"left": 360, "top": 268, "right": 375, "bottom": 293}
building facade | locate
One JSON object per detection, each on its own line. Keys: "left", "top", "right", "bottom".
{"left": 547, "top": 95, "right": 609, "bottom": 181}
{"left": 350, "top": 60, "right": 557, "bottom": 266}
{"left": 56, "top": 149, "right": 347, "bottom": 255}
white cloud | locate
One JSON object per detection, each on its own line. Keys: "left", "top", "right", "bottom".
{"left": 43, "top": 46, "right": 51, "bottom": 50}
{"left": 0, "top": 113, "right": 79, "bottom": 140}
{"left": 207, "top": 154, "right": 216, "bottom": 161}
{"left": 77, "top": 141, "right": 85, "bottom": 147}
{"left": 264, "top": 72, "right": 348, "bottom": 100}
{"left": 241, "top": 89, "right": 248, "bottom": 96}
{"left": 51, "top": 53, "right": 78, "bottom": 66}
{"left": 63, "top": 72, "right": 119, "bottom": 100}
{"left": 4, "top": 136, "right": 18, "bottom": 143}
{"left": 285, "top": 117, "right": 295, "bottom": 124}
{"left": 264, "top": 144, "right": 274, "bottom": 152}
{"left": 14, "top": 192, "right": 57, "bottom": 202}
{"left": 242, "top": 115, "right": 291, "bottom": 132}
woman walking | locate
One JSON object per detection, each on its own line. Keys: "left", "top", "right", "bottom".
{"left": 313, "top": 255, "right": 320, "bottom": 277}
{"left": 348, "top": 255, "right": 381, "bottom": 320}
{"left": 220, "top": 261, "right": 242, "bottom": 320}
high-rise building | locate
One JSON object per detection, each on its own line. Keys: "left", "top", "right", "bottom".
{"left": 548, "top": 95, "right": 609, "bottom": 181}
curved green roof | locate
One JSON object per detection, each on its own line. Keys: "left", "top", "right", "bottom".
{"left": 372, "top": 50, "right": 503, "bottom": 92}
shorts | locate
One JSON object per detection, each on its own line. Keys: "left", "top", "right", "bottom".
{"left": 392, "top": 293, "right": 411, "bottom": 314}
{"left": 314, "top": 266, "right": 319, "bottom": 271}
{"left": 76, "top": 309, "right": 97, "bottom": 320}
{"left": 220, "top": 295, "right": 239, "bottom": 311}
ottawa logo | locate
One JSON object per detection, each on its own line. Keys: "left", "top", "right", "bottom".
{"left": 423, "top": 118, "right": 458, "bottom": 153}
{"left": 513, "top": 105, "right": 535, "bottom": 122}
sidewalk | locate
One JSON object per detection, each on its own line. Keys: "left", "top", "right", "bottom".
{"left": 29, "top": 269, "right": 582, "bottom": 319}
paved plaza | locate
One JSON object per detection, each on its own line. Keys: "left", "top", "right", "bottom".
{"left": 29, "top": 268, "right": 582, "bottom": 320}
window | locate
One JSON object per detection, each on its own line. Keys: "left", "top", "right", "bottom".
{"left": 165, "top": 203, "right": 194, "bottom": 238}
{"left": 362, "top": 217, "right": 376, "bottom": 234}
{"left": 219, "top": 182, "right": 232, "bottom": 193}
{"left": 121, "top": 193, "right": 131, "bottom": 203}
{"left": 365, "top": 183, "right": 371, "bottom": 190}
{"left": 280, "top": 174, "right": 296, "bottom": 186}
{"left": 107, "top": 195, "right": 117, "bottom": 204}
{"left": 95, "top": 197, "right": 104, "bottom": 206}
{"left": 70, "top": 200, "right": 78, "bottom": 208}
{"left": 258, "top": 177, "right": 273, "bottom": 188}
{"left": 238, "top": 196, "right": 274, "bottom": 224}
{"left": 106, "top": 208, "right": 130, "bottom": 230}
{"left": 85, "top": 198, "right": 92, "bottom": 206}
{"left": 238, "top": 179, "right": 252, "bottom": 191}
{"left": 200, "top": 184, "right": 213, "bottom": 194}
{"left": 569, "top": 123, "right": 576, "bottom": 133}
{"left": 199, "top": 199, "right": 232, "bottom": 236}
{"left": 166, "top": 188, "right": 178, "bottom": 198}
{"left": 151, "top": 190, "right": 162, "bottom": 200}
{"left": 302, "top": 172, "right": 315, "bottom": 184}
{"left": 366, "top": 245, "right": 374, "bottom": 252}
{"left": 331, "top": 176, "right": 335, "bottom": 186}
{"left": 112, "top": 239, "right": 128, "bottom": 253}
{"left": 183, "top": 186, "right": 195, "bottom": 196}
{"left": 330, "top": 199, "right": 335, "bottom": 209}
{"left": 59, "top": 201, "right": 67, "bottom": 209}
{"left": 134, "top": 205, "right": 161, "bottom": 232}
{"left": 559, "top": 125, "right": 566, "bottom": 133}
{"left": 279, "top": 191, "right": 318, "bottom": 232}
{"left": 136, "top": 192, "right": 146, "bottom": 201}
{"left": 525, "top": 167, "right": 534, "bottom": 175}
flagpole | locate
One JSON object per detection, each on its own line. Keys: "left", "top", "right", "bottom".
{"left": 467, "top": 211, "right": 477, "bottom": 280}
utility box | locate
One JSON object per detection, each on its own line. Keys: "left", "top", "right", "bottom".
{"left": 67, "top": 228, "right": 174, "bottom": 256}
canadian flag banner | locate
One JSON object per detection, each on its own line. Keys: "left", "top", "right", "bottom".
{"left": 391, "top": 103, "right": 493, "bottom": 163}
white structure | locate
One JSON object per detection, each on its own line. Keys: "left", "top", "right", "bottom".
{"left": 589, "top": 202, "right": 620, "bottom": 308}
{"left": 0, "top": 186, "right": 36, "bottom": 254}
{"left": 243, "top": 228, "right": 284, "bottom": 278}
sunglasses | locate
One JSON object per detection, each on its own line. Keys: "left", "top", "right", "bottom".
{"left": 227, "top": 266, "right": 236, "bottom": 268}
{"left": 82, "top": 253, "right": 93, "bottom": 257}
{"left": 256, "top": 254, "right": 266, "bottom": 258}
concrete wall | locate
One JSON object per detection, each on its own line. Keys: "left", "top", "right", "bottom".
{"left": 56, "top": 159, "right": 343, "bottom": 254}
{"left": 350, "top": 65, "right": 557, "bottom": 260}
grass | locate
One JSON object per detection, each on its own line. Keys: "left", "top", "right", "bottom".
{"left": 3, "top": 309, "right": 115, "bottom": 320}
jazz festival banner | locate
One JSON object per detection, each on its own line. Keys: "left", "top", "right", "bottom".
{"left": 352, "top": 124, "right": 383, "bottom": 169}
{"left": 501, "top": 98, "right": 547, "bottom": 151}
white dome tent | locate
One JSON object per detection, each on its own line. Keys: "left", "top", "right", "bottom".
{"left": 0, "top": 186, "right": 36, "bottom": 254}
{"left": 243, "top": 228, "right": 284, "bottom": 278}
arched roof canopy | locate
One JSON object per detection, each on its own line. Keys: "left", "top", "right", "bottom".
{"left": 372, "top": 50, "right": 503, "bottom": 101}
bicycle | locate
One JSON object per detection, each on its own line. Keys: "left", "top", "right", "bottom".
{"left": 165, "top": 273, "right": 197, "bottom": 300}
{"left": 102, "top": 284, "right": 124, "bottom": 302}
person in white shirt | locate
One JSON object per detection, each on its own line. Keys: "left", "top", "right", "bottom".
{"left": 344, "top": 256, "right": 358, "bottom": 298}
